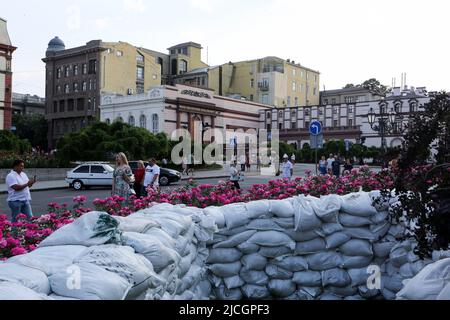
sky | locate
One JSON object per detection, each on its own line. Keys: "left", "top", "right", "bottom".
{"left": 2, "top": 0, "right": 449, "bottom": 96}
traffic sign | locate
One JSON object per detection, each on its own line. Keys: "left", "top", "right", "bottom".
{"left": 311, "top": 133, "right": 324, "bottom": 150}
{"left": 309, "top": 121, "right": 323, "bottom": 136}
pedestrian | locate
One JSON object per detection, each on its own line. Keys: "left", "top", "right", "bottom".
{"left": 332, "top": 156, "right": 342, "bottom": 177}
{"left": 256, "top": 156, "right": 261, "bottom": 171}
{"left": 162, "top": 158, "right": 168, "bottom": 167}
{"left": 229, "top": 160, "right": 241, "bottom": 190}
{"left": 240, "top": 154, "right": 246, "bottom": 172}
{"left": 6, "top": 160, "right": 36, "bottom": 222}
{"left": 281, "top": 155, "right": 294, "bottom": 180}
{"left": 182, "top": 156, "right": 188, "bottom": 176}
{"left": 188, "top": 154, "right": 195, "bottom": 176}
{"left": 318, "top": 156, "right": 327, "bottom": 175}
{"left": 245, "top": 153, "right": 251, "bottom": 172}
{"left": 143, "top": 158, "right": 161, "bottom": 196}
{"left": 343, "top": 158, "right": 354, "bottom": 175}
{"left": 112, "top": 153, "right": 135, "bottom": 204}
{"left": 133, "top": 160, "right": 146, "bottom": 198}
{"left": 327, "top": 154, "right": 335, "bottom": 175}
{"left": 291, "top": 154, "right": 296, "bottom": 164}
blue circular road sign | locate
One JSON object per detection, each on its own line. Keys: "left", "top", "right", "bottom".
{"left": 309, "top": 121, "right": 323, "bottom": 136}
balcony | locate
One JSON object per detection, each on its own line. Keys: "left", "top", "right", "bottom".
{"left": 258, "top": 82, "right": 270, "bottom": 91}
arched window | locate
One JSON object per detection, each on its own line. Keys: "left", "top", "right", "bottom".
{"left": 105, "top": 119, "right": 111, "bottom": 125}
{"left": 394, "top": 101, "right": 402, "bottom": 113}
{"left": 152, "top": 114, "right": 159, "bottom": 133}
{"left": 410, "top": 102, "right": 417, "bottom": 113}
{"left": 116, "top": 117, "right": 124, "bottom": 123}
{"left": 140, "top": 115, "right": 147, "bottom": 129}
{"left": 128, "top": 115, "right": 135, "bottom": 126}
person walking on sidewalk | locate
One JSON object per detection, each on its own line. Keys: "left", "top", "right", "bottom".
{"left": 239, "top": 154, "right": 246, "bottom": 172}
{"left": 281, "top": 155, "right": 294, "bottom": 180}
{"left": 229, "top": 160, "right": 241, "bottom": 190}
{"left": 182, "top": 156, "right": 188, "bottom": 176}
{"left": 6, "top": 160, "right": 36, "bottom": 222}
{"left": 112, "top": 153, "right": 135, "bottom": 204}
{"left": 327, "top": 154, "right": 335, "bottom": 175}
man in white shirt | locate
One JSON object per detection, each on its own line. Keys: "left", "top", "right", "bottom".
{"left": 327, "top": 154, "right": 335, "bottom": 175}
{"left": 6, "top": 160, "right": 36, "bottom": 222}
{"left": 281, "top": 155, "right": 294, "bottom": 180}
{"left": 143, "top": 158, "right": 160, "bottom": 194}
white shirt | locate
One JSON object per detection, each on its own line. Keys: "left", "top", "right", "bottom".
{"left": 230, "top": 166, "right": 239, "bottom": 181}
{"left": 327, "top": 158, "right": 335, "bottom": 169}
{"left": 281, "top": 161, "right": 293, "bottom": 178}
{"left": 6, "top": 170, "right": 31, "bottom": 202}
{"left": 144, "top": 165, "right": 160, "bottom": 187}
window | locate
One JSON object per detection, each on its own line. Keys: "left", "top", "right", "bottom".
{"left": 73, "top": 83, "right": 79, "bottom": 92}
{"left": 250, "top": 94, "right": 254, "bottom": 101}
{"left": 305, "top": 121, "right": 310, "bottom": 129}
{"left": 89, "top": 79, "right": 93, "bottom": 91}
{"left": 74, "top": 166, "right": 89, "bottom": 174}
{"left": 116, "top": 51, "right": 123, "bottom": 57}
{"left": 53, "top": 101, "right": 58, "bottom": 113}
{"left": 87, "top": 98, "right": 92, "bottom": 111}
{"left": 64, "top": 84, "right": 70, "bottom": 93}
{"left": 88, "top": 59, "right": 97, "bottom": 74}
{"left": 129, "top": 116, "right": 135, "bottom": 126}
{"left": 333, "top": 106, "right": 338, "bottom": 114}
{"left": 140, "top": 115, "right": 147, "bottom": 129}
{"left": 250, "top": 79, "right": 254, "bottom": 88}
{"left": 136, "top": 66, "right": 144, "bottom": 80}
{"left": 82, "top": 64, "right": 87, "bottom": 75}
{"left": 319, "top": 108, "right": 324, "bottom": 116}
{"left": 300, "top": 71, "right": 304, "bottom": 78}
{"left": 93, "top": 98, "right": 96, "bottom": 111}
{"left": 137, "top": 83, "right": 144, "bottom": 94}
{"left": 324, "top": 99, "right": 329, "bottom": 105}
{"left": 305, "top": 109, "right": 310, "bottom": 116}
{"left": 152, "top": 114, "right": 159, "bottom": 133}
{"left": 136, "top": 53, "right": 144, "bottom": 63}
{"left": 64, "top": 66, "right": 70, "bottom": 77}
{"left": 278, "top": 123, "right": 283, "bottom": 130}
{"left": 299, "top": 84, "right": 303, "bottom": 93}
{"left": 292, "top": 122, "right": 297, "bottom": 129}
{"left": 334, "top": 120, "right": 338, "bottom": 127}
{"left": 57, "top": 85, "right": 61, "bottom": 93}
{"left": 292, "top": 82, "right": 296, "bottom": 92}
{"left": 76, "top": 98, "right": 83, "bottom": 111}
{"left": 349, "top": 119, "right": 353, "bottom": 126}
{"left": 332, "top": 98, "right": 336, "bottom": 104}
{"left": 279, "top": 111, "right": 283, "bottom": 117}
{"left": 182, "top": 47, "right": 188, "bottom": 55}
{"left": 262, "top": 94, "right": 269, "bottom": 105}
{"left": 59, "top": 100, "right": 65, "bottom": 112}
{"left": 57, "top": 68, "right": 61, "bottom": 79}
{"left": 349, "top": 106, "right": 354, "bottom": 113}
{"left": 179, "top": 60, "right": 187, "bottom": 74}
{"left": 293, "top": 69, "right": 296, "bottom": 76}
{"left": 294, "top": 97, "right": 298, "bottom": 106}
{"left": 410, "top": 102, "right": 417, "bottom": 112}
{"left": 313, "top": 88, "right": 317, "bottom": 96}
{"left": 6, "top": 60, "right": 11, "bottom": 71}
{"left": 116, "top": 117, "right": 124, "bottom": 123}
{"left": 82, "top": 82, "right": 87, "bottom": 92}
{"left": 306, "top": 72, "right": 309, "bottom": 80}
{"left": 105, "top": 119, "right": 111, "bottom": 125}
{"left": 90, "top": 166, "right": 105, "bottom": 174}
{"left": 394, "top": 103, "right": 402, "bottom": 113}
{"left": 314, "top": 75, "right": 318, "bottom": 83}
{"left": 287, "top": 96, "right": 291, "bottom": 107}
{"left": 74, "top": 65, "right": 79, "bottom": 76}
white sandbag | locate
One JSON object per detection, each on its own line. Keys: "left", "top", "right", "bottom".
{"left": 320, "top": 293, "right": 342, "bottom": 300}
{"left": 341, "top": 192, "right": 378, "bottom": 217}
{"left": 407, "top": 251, "right": 420, "bottom": 263}
{"left": 399, "top": 263, "right": 415, "bottom": 279}
{"left": 0, "top": 263, "right": 50, "bottom": 294}
{"left": 114, "top": 216, "right": 159, "bottom": 233}
{"left": 147, "top": 217, "right": 186, "bottom": 238}
{"left": 371, "top": 211, "right": 389, "bottom": 224}
{"left": 49, "top": 262, "right": 132, "bottom": 300}
{"left": 208, "top": 273, "right": 223, "bottom": 288}
{"left": 178, "top": 265, "right": 203, "bottom": 294}
{"left": 299, "top": 286, "right": 322, "bottom": 299}
{"left": 325, "top": 232, "right": 351, "bottom": 250}
{"left": 0, "top": 281, "right": 51, "bottom": 300}
{"left": 292, "top": 271, "right": 322, "bottom": 286}
{"left": 293, "top": 195, "right": 322, "bottom": 232}
{"left": 343, "top": 227, "right": 377, "bottom": 241}
{"left": 389, "top": 244, "right": 409, "bottom": 268}
{"left": 432, "top": 250, "right": 450, "bottom": 262}
{"left": 174, "top": 290, "right": 196, "bottom": 300}
{"left": 193, "top": 214, "right": 217, "bottom": 243}
{"left": 223, "top": 275, "right": 245, "bottom": 290}
{"left": 382, "top": 288, "right": 397, "bottom": 300}
{"left": 322, "top": 268, "right": 351, "bottom": 287}
{"left": 8, "top": 245, "right": 87, "bottom": 276}
{"left": 284, "top": 229, "right": 320, "bottom": 242}
{"left": 220, "top": 203, "right": 250, "bottom": 230}
{"left": 144, "top": 228, "right": 177, "bottom": 250}
{"left": 237, "top": 242, "right": 260, "bottom": 255}
{"left": 39, "top": 212, "right": 121, "bottom": 247}
{"left": 212, "top": 230, "right": 257, "bottom": 249}
{"left": 49, "top": 294, "right": 80, "bottom": 300}
{"left": 273, "top": 217, "right": 295, "bottom": 229}
{"left": 206, "top": 248, "right": 242, "bottom": 264}
{"left": 74, "top": 245, "right": 160, "bottom": 299}
{"left": 326, "top": 285, "right": 358, "bottom": 297}
{"left": 209, "top": 261, "right": 242, "bottom": 278}
{"left": 240, "top": 270, "right": 269, "bottom": 286}
{"left": 338, "top": 213, "right": 372, "bottom": 227}
{"left": 179, "top": 253, "right": 195, "bottom": 278}
{"left": 217, "top": 226, "right": 249, "bottom": 237}
{"left": 241, "top": 254, "right": 268, "bottom": 271}
{"left": 245, "top": 200, "right": 271, "bottom": 219}
{"left": 410, "top": 260, "right": 427, "bottom": 275}
{"left": 373, "top": 242, "right": 396, "bottom": 258}
{"left": 340, "top": 239, "right": 373, "bottom": 257}
{"left": 247, "top": 219, "right": 285, "bottom": 232}
{"left": 241, "top": 284, "right": 270, "bottom": 299}
{"left": 384, "top": 260, "right": 400, "bottom": 277}
{"left": 122, "top": 232, "right": 181, "bottom": 273}
{"left": 310, "top": 194, "right": 342, "bottom": 223}
{"left": 269, "top": 199, "right": 295, "bottom": 218}
{"left": 141, "top": 210, "right": 192, "bottom": 233}
{"left": 204, "top": 207, "right": 226, "bottom": 229}
{"left": 396, "top": 258, "right": 450, "bottom": 300}
{"left": 268, "top": 279, "right": 296, "bottom": 298}
{"left": 193, "top": 279, "right": 212, "bottom": 300}
{"left": 388, "top": 224, "right": 405, "bottom": 239}
{"left": 341, "top": 255, "right": 373, "bottom": 269}
{"left": 265, "top": 264, "right": 293, "bottom": 280}
{"left": 247, "top": 231, "right": 295, "bottom": 250}
{"left": 272, "top": 256, "right": 308, "bottom": 272}
{"left": 348, "top": 268, "right": 371, "bottom": 287}
{"left": 370, "top": 222, "right": 391, "bottom": 240}
{"left": 358, "top": 286, "right": 380, "bottom": 299}
{"left": 437, "top": 282, "right": 450, "bottom": 300}
{"left": 321, "top": 223, "right": 344, "bottom": 236}
{"left": 258, "top": 246, "right": 292, "bottom": 259}
{"left": 214, "top": 285, "right": 243, "bottom": 300}
{"left": 206, "top": 234, "right": 228, "bottom": 246}
{"left": 295, "top": 238, "right": 327, "bottom": 255}
{"left": 344, "top": 295, "right": 365, "bottom": 300}
{"left": 305, "top": 252, "right": 344, "bottom": 271}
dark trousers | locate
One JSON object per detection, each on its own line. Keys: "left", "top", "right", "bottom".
{"left": 231, "top": 180, "right": 241, "bottom": 190}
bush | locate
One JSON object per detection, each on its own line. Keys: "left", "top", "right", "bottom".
{"left": 0, "top": 131, "right": 31, "bottom": 154}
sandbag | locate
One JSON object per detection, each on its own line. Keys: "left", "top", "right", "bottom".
{"left": 0, "top": 263, "right": 50, "bottom": 294}
{"left": 389, "top": 242, "right": 410, "bottom": 268}
{"left": 358, "top": 286, "right": 380, "bottom": 299}
{"left": 147, "top": 216, "right": 186, "bottom": 238}
{"left": 209, "top": 261, "right": 242, "bottom": 278}
{"left": 213, "top": 230, "right": 257, "bottom": 249}
{"left": 0, "top": 281, "right": 51, "bottom": 300}
{"left": 437, "top": 282, "right": 450, "bottom": 300}
{"left": 348, "top": 268, "right": 371, "bottom": 287}
{"left": 371, "top": 211, "right": 389, "bottom": 224}
{"left": 49, "top": 294, "right": 80, "bottom": 300}
{"left": 258, "top": 246, "right": 292, "bottom": 259}
{"left": 237, "top": 242, "right": 260, "bottom": 255}
{"left": 178, "top": 265, "right": 203, "bottom": 294}
{"left": 49, "top": 262, "right": 132, "bottom": 300}
{"left": 39, "top": 212, "right": 121, "bottom": 247}
{"left": 204, "top": 207, "right": 225, "bottom": 229}
{"left": 370, "top": 222, "right": 391, "bottom": 240}
{"left": 388, "top": 224, "right": 405, "bottom": 239}
{"left": 284, "top": 229, "right": 320, "bottom": 242}
{"left": 325, "top": 232, "right": 351, "bottom": 250}
{"left": 340, "top": 240, "right": 373, "bottom": 257}
{"left": 207, "top": 248, "right": 242, "bottom": 264}
{"left": 292, "top": 271, "right": 322, "bottom": 287}
{"left": 247, "top": 231, "right": 295, "bottom": 249}
{"left": 321, "top": 223, "right": 344, "bottom": 236}
{"left": 295, "top": 238, "right": 327, "bottom": 255}
{"left": 305, "top": 252, "right": 343, "bottom": 271}
{"left": 241, "top": 284, "right": 270, "bottom": 299}
{"left": 247, "top": 219, "right": 285, "bottom": 232}
{"left": 273, "top": 217, "right": 295, "bottom": 229}
{"left": 343, "top": 227, "right": 377, "bottom": 241}
{"left": 310, "top": 194, "right": 342, "bottom": 223}
{"left": 341, "top": 255, "right": 373, "bottom": 269}
{"left": 268, "top": 279, "right": 296, "bottom": 298}
{"left": 269, "top": 199, "right": 295, "bottom": 218}
{"left": 245, "top": 200, "right": 271, "bottom": 219}
{"left": 293, "top": 195, "right": 322, "bottom": 232}
{"left": 338, "top": 213, "right": 372, "bottom": 227}
{"left": 114, "top": 216, "right": 159, "bottom": 233}
{"left": 220, "top": 203, "right": 250, "bottom": 230}
{"left": 326, "top": 285, "right": 358, "bottom": 297}
{"left": 144, "top": 228, "right": 177, "bottom": 250}
{"left": 214, "top": 285, "right": 243, "bottom": 300}
{"left": 240, "top": 270, "right": 269, "bottom": 286}
{"left": 322, "top": 268, "right": 351, "bottom": 287}
{"left": 298, "top": 286, "right": 322, "bottom": 300}
{"left": 341, "top": 192, "right": 378, "bottom": 217}
{"left": 272, "top": 256, "right": 308, "bottom": 272}
{"left": 217, "top": 226, "right": 249, "bottom": 237}
{"left": 241, "top": 254, "right": 268, "bottom": 271}
{"left": 265, "top": 264, "right": 293, "bottom": 280}
{"left": 373, "top": 242, "right": 396, "bottom": 258}
{"left": 223, "top": 275, "right": 245, "bottom": 290}
{"left": 320, "top": 293, "right": 342, "bottom": 300}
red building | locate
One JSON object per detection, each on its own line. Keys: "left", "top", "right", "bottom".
{"left": 0, "top": 17, "right": 16, "bottom": 130}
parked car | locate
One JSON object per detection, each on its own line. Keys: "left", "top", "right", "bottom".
{"left": 128, "top": 161, "right": 181, "bottom": 186}
{"left": 66, "top": 162, "right": 114, "bottom": 190}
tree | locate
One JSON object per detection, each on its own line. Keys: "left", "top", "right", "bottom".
{"left": 343, "top": 84, "right": 355, "bottom": 89}
{"left": 12, "top": 114, "right": 48, "bottom": 149}
{"left": 0, "top": 130, "right": 31, "bottom": 154}
{"left": 361, "top": 78, "right": 390, "bottom": 96}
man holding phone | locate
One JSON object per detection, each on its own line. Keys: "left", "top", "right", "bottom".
{"left": 5, "top": 160, "right": 36, "bottom": 222}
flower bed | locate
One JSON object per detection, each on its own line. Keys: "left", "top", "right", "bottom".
{"left": 1, "top": 167, "right": 395, "bottom": 260}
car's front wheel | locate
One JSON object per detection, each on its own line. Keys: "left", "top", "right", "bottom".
{"left": 159, "top": 176, "right": 170, "bottom": 186}
{"left": 73, "top": 180, "right": 84, "bottom": 191}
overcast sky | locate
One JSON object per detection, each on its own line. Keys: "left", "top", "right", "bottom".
{"left": 2, "top": 0, "right": 449, "bottom": 96}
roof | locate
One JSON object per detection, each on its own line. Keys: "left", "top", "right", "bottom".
{"left": 0, "top": 17, "right": 12, "bottom": 46}
{"left": 168, "top": 42, "right": 203, "bottom": 50}
{"left": 321, "top": 87, "right": 373, "bottom": 95}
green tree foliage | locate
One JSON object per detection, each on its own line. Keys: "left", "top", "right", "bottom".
{"left": 56, "top": 121, "right": 170, "bottom": 163}
{"left": 12, "top": 114, "right": 48, "bottom": 149}
{"left": 341, "top": 78, "right": 390, "bottom": 96}
{"left": 0, "top": 130, "right": 31, "bottom": 154}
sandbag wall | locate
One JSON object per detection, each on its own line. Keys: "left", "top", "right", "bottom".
{"left": 202, "top": 192, "right": 442, "bottom": 300}
{"left": 0, "top": 205, "right": 217, "bottom": 300}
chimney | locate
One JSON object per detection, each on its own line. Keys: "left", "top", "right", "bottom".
{"left": 219, "top": 66, "right": 223, "bottom": 96}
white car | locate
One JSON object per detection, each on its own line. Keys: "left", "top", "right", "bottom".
{"left": 66, "top": 163, "right": 115, "bottom": 190}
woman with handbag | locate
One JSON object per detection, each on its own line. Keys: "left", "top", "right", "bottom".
{"left": 112, "top": 152, "right": 135, "bottom": 205}
{"left": 229, "top": 160, "right": 241, "bottom": 190}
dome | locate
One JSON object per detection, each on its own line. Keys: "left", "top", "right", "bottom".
{"left": 46, "top": 36, "right": 65, "bottom": 53}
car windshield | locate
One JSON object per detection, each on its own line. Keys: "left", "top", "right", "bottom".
{"left": 104, "top": 165, "right": 114, "bottom": 172}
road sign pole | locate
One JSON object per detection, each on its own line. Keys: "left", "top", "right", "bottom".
{"left": 315, "top": 148, "right": 318, "bottom": 176}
